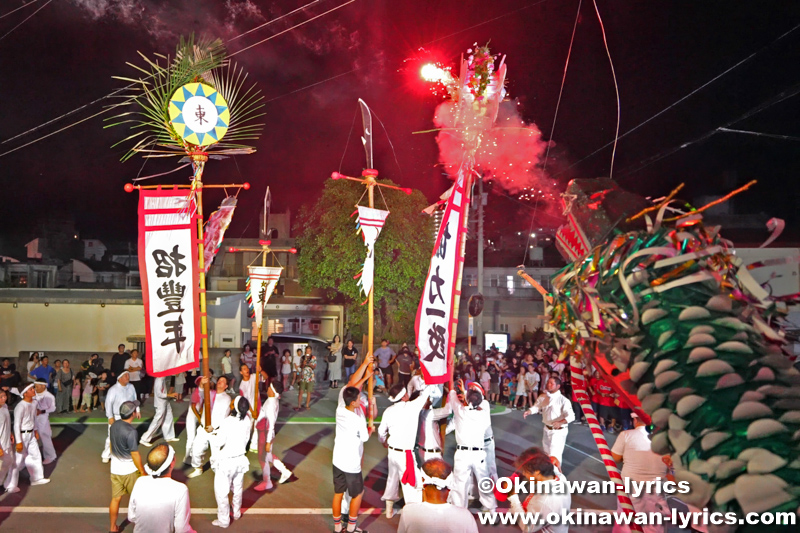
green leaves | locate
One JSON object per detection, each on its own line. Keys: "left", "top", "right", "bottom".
{"left": 294, "top": 179, "right": 434, "bottom": 341}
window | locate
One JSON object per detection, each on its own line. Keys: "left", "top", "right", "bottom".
{"left": 506, "top": 275, "right": 515, "bottom": 295}
{"left": 499, "top": 323, "right": 509, "bottom": 333}
{"left": 489, "top": 274, "right": 499, "bottom": 288}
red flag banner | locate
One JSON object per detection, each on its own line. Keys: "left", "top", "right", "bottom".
{"left": 138, "top": 189, "right": 201, "bottom": 376}
{"left": 415, "top": 170, "right": 470, "bottom": 384}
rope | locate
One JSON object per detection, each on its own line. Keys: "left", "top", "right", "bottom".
{"left": 591, "top": 0, "right": 621, "bottom": 179}
{"left": 339, "top": 107, "right": 359, "bottom": 174}
{"left": 0, "top": 0, "right": 38, "bottom": 20}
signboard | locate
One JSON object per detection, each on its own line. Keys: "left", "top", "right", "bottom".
{"left": 138, "top": 189, "right": 200, "bottom": 376}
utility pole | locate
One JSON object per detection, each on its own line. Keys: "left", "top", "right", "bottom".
{"left": 476, "top": 175, "right": 484, "bottom": 354}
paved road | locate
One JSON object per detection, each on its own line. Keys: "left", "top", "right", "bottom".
{"left": 0, "top": 385, "right": 616, "bottom": 532}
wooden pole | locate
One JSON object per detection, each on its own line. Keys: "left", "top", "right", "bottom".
{"left": 193, "top": 155, "right": 212, "bottom": 427}
{"left": 366, "top": 173, "right": 376, "bottom": 429}
{"left": 254, "top": 248, "right": 267, "bottom": 412}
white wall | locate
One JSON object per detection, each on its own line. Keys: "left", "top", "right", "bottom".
{"left": 0, "top": 302, "right": 145, "bottom": 355}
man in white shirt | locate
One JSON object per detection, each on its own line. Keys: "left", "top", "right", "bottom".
{"left": 124, "top": 350, "right": 144, "bottom": 400}
{"left": 140, "top": 376, "right": 179, "bottom": 446}
{"left": 254, "top": 381, "right": 292, "bottom": 491}
{"left": 378, "top": 383, "right": 433, "bottom": 518}
{"left": 5, "top": 383, "right": 49, "bottom": 492}
{"left": 129, "top": 443, "right": 195, "bottom": 533}
{"left": 611, "top": 413, "right": 669, "bottom": 533}
{"left": 398, "top": 457, "right": 478, "bottom": 533}
{"left": 331, "top": 353, "right": 374, "bottom": 533}
{"left": 102, "top": 371, "right": 139, "bottom": 463}
{"left": 187, "top": 375, "right": 231, "bottom": 478}
{"left": 508, "top": 452, "right": 571, "bottom": 533}
{"left": 33, "top": 378, "right": 57, "bottom": 464}
{"left": 443, "top": 380, "right": 497, "bottom": 512}
{"left": 0, "top": 389, "right": 16, "bottom": 491}
{"left": 524, "top": 377, "right": 575, "bottom": 465}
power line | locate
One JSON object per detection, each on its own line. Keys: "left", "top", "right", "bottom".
{"left": 617, "top": 82, "right": 800, "bottom": 179}
{"left": 227, "top": 0, "right": 322, "bottom": 42}
{"left": 553, "top": 20, "right": 800, "bottom": 178}
{"left": 717, "top": 127, "right": 800, "bottom": 142}
{"left": 0, "top": 0, "right": 51, "bottom": 42}
{"left": 0, "top": 0, "right": 337, "bottom": 148}
{"left": 0, "top": 0, "right": 37, "bottom": 21}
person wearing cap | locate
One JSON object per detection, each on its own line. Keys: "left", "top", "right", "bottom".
{"left": 441, "top": 379, "right": 497, "bottom": 512}
{"left": 188, "top": 375, "right": 231, "bottom": 478}
{"left": 183, "top": 375, "right": 205, "bottom": 465}
{"left": 208, "top": 395, "right": 253, "bottom": 528}
{"left": 397, "top": 458, "right": 478, "bottom": 533}
{"left": 128, "top": 444, "right": 195, "bottom": 533}
{"left": 0, "top": 389, "right": 15, "bottom": 491}
{"left": 523, "top": 376, "right": 575, "bottom": 465}
{"left": 109, "top": 400, "right": 146, "bottom": 533}
{"left": 140, "top": 376, "right": 179, "bottom": 447}
{"left": 102, "top": 371, "right": 139, "bottom": 463}
{"left": 33, "top": 377, "right": 57, "bottom": 464}
{"left": 610, "top": 412, "right": 670, "bottom": 533}
{"left": 378, "top": 382, "right": 434, "bottom": 518}
{"left": 5, "top": 383, "right": 49, "bottom": 492}
{"left": 254, "top": 381, "right": 292, "bottom": 491}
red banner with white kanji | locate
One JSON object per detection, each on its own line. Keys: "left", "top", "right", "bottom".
{"left": 415, "top": 169, "right": 470, "bottom": 384}
{"left": 138, "top": 189, "right": 201, "bottom": 376}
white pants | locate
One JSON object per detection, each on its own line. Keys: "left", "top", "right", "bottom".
{"left": 1, "top": 450, "right": 16, "bottom": 488}
{"left": 542, "top": 427, "right": 568, "bottom": 465}
{"left": 450, "top": 448, "right": 497, "bottom": 511}
{"left": 184, "top": 411, "right": 199, "bottom": 463}
{"left": 6, "top": 431, "right": 44, "bottom": 490}
{"left": 257, "top": 427, "right": 290, "bottom": 484}
{"left": 141, "top": 400, "right": 175, "bottom": 443}
{"left": 612, "top": 492, "right": 669, "bottom": 533}
{"left": 485, "top": 438, "right": 498, "bottom": 480}
{"left": 102, "top": 423, "right": 113, "bottom": 461}
{"left": 381, "top": 448, "right": 421, "bottom": 503}
{"left": 213, "top": 455, "right": 249, "bottom": 526}
{"left": 36, "top": 416, "right": 56, "bottom": 462}
{"left": 191, "top": 427, "right": 213, "bottom": 468}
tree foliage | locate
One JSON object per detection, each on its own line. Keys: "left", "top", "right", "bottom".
{"left": 294, "top": 179, "right": 434, "bottom": 342}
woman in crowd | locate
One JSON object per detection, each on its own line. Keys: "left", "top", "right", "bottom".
{"left": 326, "top": 334, "right": 343, "bottom": 389}
{"left": 280, "top": 349, "right": 293, "bottom": 391}
{"left": 55, "top": 359, "right": 74, "bottom": 413}
{"left": 342, "top": 340, "right": 358, "bottom": 382}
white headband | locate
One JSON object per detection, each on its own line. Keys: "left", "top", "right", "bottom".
{"left": 421, "top": 472, "right": 454, "bottom": 490}
{"left": 269, "top": 382, "right": 279, "bottom": 398}
{"left": 17, "top": 383, "right": 35, "bottom": 396}
{"left": 389, "top": 387, "right": 407, "bottom": 403}
{"left": 144, "top": 445, "right": 175, "bottom": 477}
{"left": 118, "top": 371, "right": 130, "bottom": 379}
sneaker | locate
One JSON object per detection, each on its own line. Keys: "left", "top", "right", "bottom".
{"left": 102, "top": 457, "right": 110, "bottom": 464}
{"left": 253, "top": 481, "right": 272, "bottom": 492}
{"left": 165, "top": 437, "right": 180, "bottom": 442}
{"left": 608, "top": 427, "right": 615, "bottom": 434}
{"left": 211, "top": 520, "right": 229, "bottom": 528}
{"left": 140, "top": 440, "right": 154, "bottom": 447}
{"left": 5, "top": 487, "right": 20, "bottom": 494}
{"left": 233, "top": 511, "right": 241, "bottom": 520}
{"left": 31, "top": 478, "right": 51, "bottom": 486}
{"left": 186, "top": 467, "right": 204, "bottom": 478}
{"left": 279, "top": 470, "right": 292, "bottom": 484}
{"left": 42, "top": 458, "right": 55, "bottom": 465}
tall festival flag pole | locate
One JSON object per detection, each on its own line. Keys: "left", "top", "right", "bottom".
{"left": 113, "top": 36, "right": 265, "bottom": 426}
{"left": 227, "top": 187, "right": 297, "bottom": 411}
{"left": 331, "top": 99, "right": 411, "bottom": 428}
{"left": 416, "top": 46, "right": 506, "bottom": 390}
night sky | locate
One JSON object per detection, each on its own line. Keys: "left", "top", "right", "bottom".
{"left": 1, "top": 0, "right": 799, "bottom": 253}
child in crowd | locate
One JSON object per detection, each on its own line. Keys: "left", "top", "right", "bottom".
{"left": 501, "top": 378, "right": 510, "bottom": 405}
{"left": 479, "top": 364, "right": 490, "bottom": 396}
{"left": 508, "top": 378, "right": 517, "bottom": 407}
{"left": 96, "top": 371, "right": 109, "bottom": 411}
{"left": 80, "top": 373, "right": 95, "bottom": 412}
{"left": 515, "top": 366, "right": 528, "bottom": 410}
{"left": 72, "top": 372, "right": 82, "bottom": 411}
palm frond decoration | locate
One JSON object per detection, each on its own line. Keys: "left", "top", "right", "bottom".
{"left": 106, "top": 34, "right": 265, "bottom": 163}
